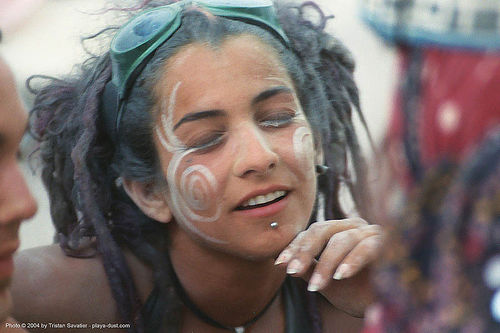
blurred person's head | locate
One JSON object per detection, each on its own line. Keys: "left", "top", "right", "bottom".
{"left": 0, "top": 56, "right": 37, "bottom": 324}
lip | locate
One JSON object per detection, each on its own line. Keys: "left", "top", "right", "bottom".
{"left": 0, "top": 255, "right": 15, "bottom": 280}
{"left": 235, "top": 185, "right": 291, "bottom": 208}
{"left": 0, "top": 245, "right": 19, "bottom": 280}
{"left": 234, "top": 185, "right": 291, "bottom": 218}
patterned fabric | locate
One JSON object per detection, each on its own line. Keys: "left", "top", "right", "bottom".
{"left": 366, "top": 129, "right": 500, "bottom": 332}
{"left": 361, "top": 0, "right": 500, "bottom": 49}
{"left": 362, "top": 10, "right": 500, "bottom": 331}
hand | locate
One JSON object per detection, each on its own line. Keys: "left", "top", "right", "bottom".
{"left": 275, "top": 218, "right": 383, "bottom": 315}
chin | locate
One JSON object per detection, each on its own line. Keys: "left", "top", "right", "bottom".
{"left": 238, "top": 229, "right": 299, "bottom": 261}
{"left": 0, "top": 287, "right": 12, "bottom": 325}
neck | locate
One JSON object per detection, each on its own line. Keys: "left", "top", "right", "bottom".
{"left": 168, "top": 230, "right": 287, "bottom": 328}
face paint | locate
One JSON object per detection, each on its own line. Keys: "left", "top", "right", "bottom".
{"left": 293, "top": 126, "right": 315, "bottom": 179}
{"left": 155, "top": 82, "right": 184, "bottom": 153}
{"left": 181, "top": 165, "right": 216, "bottom": 211}
{"left": 167, "top": 151, "right": 221, "bottom": 223}
{"left": 155, "top": 82, "right": 226, "bottom": 244}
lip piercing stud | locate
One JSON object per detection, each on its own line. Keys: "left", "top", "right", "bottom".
{"left": 270, "top": 222, "right": 279, "bottom": 229}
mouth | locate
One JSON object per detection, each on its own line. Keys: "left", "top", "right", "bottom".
{"left": 236, "top": 190, "right": 289, "bottom": 211}
{"left": 0, "top": 255, "right": 14, "bottom": 280}
{"left": 0, "top": 244, "right": 18, "bottom": 280}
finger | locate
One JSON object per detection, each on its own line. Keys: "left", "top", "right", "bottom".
{"left": 274, "top": 218, "right": 369, "bottom": 273}
{"left": 333, "top": 233, "right": 383, "bottom": 280}
{"left": 274, "top": 230, "right": 308, "bottom": 265}
{"left": 306, "top": 224, "right": 382, "bottom": 291}
{"left": 306, "top": 228, "right": 361, "bottom": 291}
{"left": 276, "top": 221, "right": 340, "bottom": 276}
{"left": 291, "top": 220, "right": 374, "bottom": 276}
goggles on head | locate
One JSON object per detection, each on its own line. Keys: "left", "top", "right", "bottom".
{"left": 102, "top": 0, "right": 289, "bottom": 138}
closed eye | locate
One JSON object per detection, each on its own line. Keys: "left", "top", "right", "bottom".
{"left": 187, "top": 132, "right": 226, "bottom": 152}
{"left": 259, "top": 112, "right": 296, "bottom": 128}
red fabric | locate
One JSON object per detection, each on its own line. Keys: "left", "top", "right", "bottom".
{"left": 385, "top": 48, "right": 500, "bottom": 188}
{"left": 418, "top": 48, "right": 500, "bottom": 167}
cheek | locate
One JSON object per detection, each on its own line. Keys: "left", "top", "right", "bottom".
{"left": 168, "top": 152, "right": 221, "bottom": 223}
{"left": 179, "top": 164, "right": 218, "bottom": 212}
{"left": 162, "top": 150, "right": 227, "bottom": 244}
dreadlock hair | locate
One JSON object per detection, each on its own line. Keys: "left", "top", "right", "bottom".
{"left": 28, "top": 1, "right": 369, "bottom": 331}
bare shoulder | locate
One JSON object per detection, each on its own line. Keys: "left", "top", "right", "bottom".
{"left": 11, "top": 244, "right": 120, "bottom": 325}
{"left": 318, "top": 295, "right": 365, "bottom": 332}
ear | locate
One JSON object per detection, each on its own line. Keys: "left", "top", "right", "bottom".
{"left": 122, "top": 178, "right": 172, "bottom": 223}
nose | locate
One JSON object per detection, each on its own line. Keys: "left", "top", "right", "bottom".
{"left": 0, "top": 161, "right": 38, "bottom": 225}
{"left": 232, "top": 124, "right": 279, "bottom": 177}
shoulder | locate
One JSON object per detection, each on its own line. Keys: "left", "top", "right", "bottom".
{"left": 11, "top": 244, "right": 119, "bottom": 325}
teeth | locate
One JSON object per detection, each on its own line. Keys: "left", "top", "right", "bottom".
{"left": 241, "top": 190, "right": 286, "bottom": 208}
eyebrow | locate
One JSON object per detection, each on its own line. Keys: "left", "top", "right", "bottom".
{"left": 173, "top": 86, "right": 294, "bottom": 131}
{"left": 251, "top": 86, "right": 293, "bottom": 106}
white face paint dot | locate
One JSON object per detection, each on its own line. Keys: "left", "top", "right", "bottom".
{"left": 437, "top": 101, "right": 461, "bottom": 135}
{"left": 491, "top": 290, "right": 500, "bottom": 323}
{"left": 293, "top": 126, "right": 314, "bottom": 177}
{"left": 483, "top": 255, "right": 500, "bottom": 289}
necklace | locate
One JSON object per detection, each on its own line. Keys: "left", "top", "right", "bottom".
{"left": 166, "top": 253, "right": 281, "bottom": 333}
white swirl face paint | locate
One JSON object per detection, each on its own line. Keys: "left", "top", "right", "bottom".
{"left": 155, "top": 82, "right": 225, "bottom": 244}
{"left": 181, "top": 165, "right": 215, "bottom": 211}
{"left": 155, "top": 82, "right": 184, "bottom": 153}
{"left": 293, "top": 126, "right": 315, "bottom": 179}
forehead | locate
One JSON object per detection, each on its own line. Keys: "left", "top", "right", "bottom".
{"left": 154, "top": 35, "right": 293, "bottom": 108}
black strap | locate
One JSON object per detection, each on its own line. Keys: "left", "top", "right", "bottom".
{"left": 283, "top": 278, "right": 317, "bottom": 333}
{"left": 101, "top": 80, "right": 120, "bottom": 142}
{"left": 142, "top": 276, "right": 318, "bottom": 333}
{"left": 165, "top": 252, "right": 280, "bottom": 332}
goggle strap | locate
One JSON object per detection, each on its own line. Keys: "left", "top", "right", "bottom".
{"left": 105, "top": 48, "right": 161, "bottom": 138}
{"left": 221, "top": 15, "right": 289, "bottom": 46}
{"left": 101, "top": 80, "right": 120, "bottom": 142}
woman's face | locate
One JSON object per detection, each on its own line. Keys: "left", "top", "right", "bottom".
{"left": 153, "top": 35, "right": 318, "bottom": 259}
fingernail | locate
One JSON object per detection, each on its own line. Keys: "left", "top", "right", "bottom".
{"left": 333, "top": 264, "right": 350, "bottom": 280}
{"left": 307, "top": 273, "right": 324, "bottom": 292}
{"left": 286, "top": 259, "right": 303, "bottom": 274}
{"left": 275, "top": 250, "right": 292, "bottom": 265}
